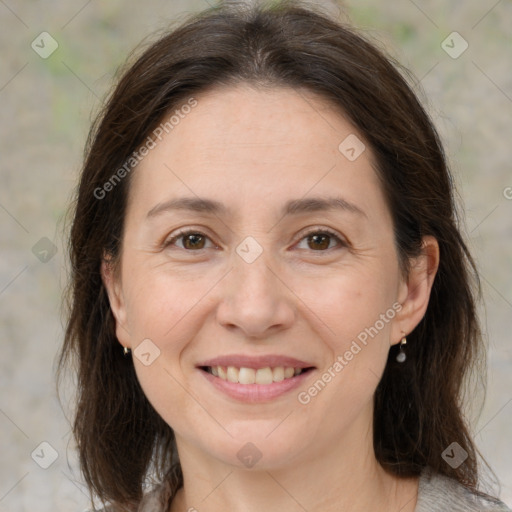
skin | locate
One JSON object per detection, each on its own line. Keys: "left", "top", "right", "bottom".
{"left": 102, "top": 84, "right": 439, "bottom": 512}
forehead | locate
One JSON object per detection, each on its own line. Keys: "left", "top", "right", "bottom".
{"left": 162, "top": 84, "right": 354, "bottom": 158}
{"left": 127, "top": 84, "right": 385, "bottom": 223}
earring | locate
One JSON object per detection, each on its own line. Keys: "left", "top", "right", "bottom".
{"left": 396, "top": 336, "right": 407, "bottom": 363}
{"left": 123, "top": 346, "right": 131, "bottom": 357}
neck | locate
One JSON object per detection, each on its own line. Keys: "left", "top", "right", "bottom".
{"left": 170, "top": 413, "right": 419, "bottom": 512}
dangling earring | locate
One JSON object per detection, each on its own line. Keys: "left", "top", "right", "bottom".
{"left": 396, "top": 336, "right": 407, "bottom": 363}
{"left": 123, "top": 346, "right": 131, "bottom": 357}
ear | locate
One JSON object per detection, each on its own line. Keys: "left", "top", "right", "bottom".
{"left": 390, "top": 235, "right": 440, "bottom": 345}
{"left": 100, "top": 255, "right": 132, "bottom": 350}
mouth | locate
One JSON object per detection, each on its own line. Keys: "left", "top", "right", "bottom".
{"left": 196, "top": 355, "right": 316, "bottom": 403}
{"left": 199, "top": 365, "right": 315, "bottom": 385}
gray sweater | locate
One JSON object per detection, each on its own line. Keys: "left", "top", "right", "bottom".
{"left": 133, "top": 467, "right": 511, "bottom": 511}
{"left": 415, "top": 468, "right": 511, "bottom": 511}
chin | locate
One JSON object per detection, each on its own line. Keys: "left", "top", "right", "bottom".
{"left": 199, "top": 428, "right": 308, "bottom": 471}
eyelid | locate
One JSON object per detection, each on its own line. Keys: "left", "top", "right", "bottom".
{"left": 163, "top": 225, "right": 348, "bottom": 251}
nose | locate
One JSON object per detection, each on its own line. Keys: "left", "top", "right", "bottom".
{"left": 215, "top": 250, "right": 295, "bottom": 339}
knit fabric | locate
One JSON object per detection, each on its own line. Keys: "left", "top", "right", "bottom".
{"left": 129, "top": 466, "right": 512, "bottom": 511}
{"left": 415, "top": 467, "right": 511, "bottom": 511}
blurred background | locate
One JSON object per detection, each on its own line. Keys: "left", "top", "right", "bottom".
{"left": 0, "top": 0, "right": 511, "bottom": 510}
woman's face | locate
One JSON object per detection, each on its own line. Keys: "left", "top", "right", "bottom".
{"left": 102, "top": 84, "right": 432, "bottom": 470}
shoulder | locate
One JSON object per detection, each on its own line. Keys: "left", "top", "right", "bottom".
{"left": 415, "top": 467, "right": 511, "bottom": 512}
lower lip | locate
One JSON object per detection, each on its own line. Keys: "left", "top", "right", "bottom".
{"left": 198, "top": 368, "right": 314, "bottom": 403}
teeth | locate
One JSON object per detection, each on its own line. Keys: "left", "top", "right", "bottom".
{"left": 284, "top": 367, "right": 295, "bottom": 379}
{"left": 238, "top": 367, "right": 255, "bottom": 384}
{"left": 255, "top": 367, "right": 273, "bottom": 385}
{"left": 208, "top": 365, "right": 306, "bottom": 384}
{"left": 272, "top": 366, "right": 284, "bottom": 382}
{"left": 227, "top": 366, "right": 239, "bottom": 383}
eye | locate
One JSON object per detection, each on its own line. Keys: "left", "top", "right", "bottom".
{"left": 164, "top": 229, "right": 216, "bottom": 251}
{"left": 163, "top": 227, "right": 346, "bottom": 252}
{"left": 295, "top": 228, "right": 346, "bottom": 251}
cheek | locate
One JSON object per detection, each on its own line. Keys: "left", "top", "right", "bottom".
{"left": 296, "top": 263, "right": 398, "bottom": 351}
{"left": 293, "top": 264, "right": 399, "bottom": 410}
{"left": 123, "top": 269, "right": 207, "bottom": 419}
{"left": 133, "top": 360, "right": 202, "bottom": 441}
{"left": 294, "top": 290, "right": 395, "bottom": 425}
{"left": 123, "top": 266, "right": 213, "bottom": 342}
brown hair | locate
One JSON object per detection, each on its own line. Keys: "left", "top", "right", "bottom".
{"left": 58, "top": 0, "right": 490, "bottom": 509}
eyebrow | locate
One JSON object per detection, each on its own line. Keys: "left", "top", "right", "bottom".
{"left": 146, "top": 196, "right": 367, "bottom": 220}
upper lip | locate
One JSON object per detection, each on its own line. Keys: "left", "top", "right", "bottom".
{"left": 198, "top": 354, "right": 315, "bottom": 370}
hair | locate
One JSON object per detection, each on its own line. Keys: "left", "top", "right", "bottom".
{"left": 58, "top": 0, "right": 492, "bottom": 509}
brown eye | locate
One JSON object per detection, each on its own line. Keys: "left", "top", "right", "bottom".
{"left": 296, "top": 229, "right": 345, "bottom": 251}
{"left": 307, "top": 233, "right": 331, "bottom": 250}
{"left": 165, "top": 230, "right": 214, "bottom": 250}
{"left": 182, "top": 233, "right": 206, "bottom": 250}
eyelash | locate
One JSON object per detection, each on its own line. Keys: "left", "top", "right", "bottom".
{"left": 163, "top": 227, "right": 347, "bottom": 253}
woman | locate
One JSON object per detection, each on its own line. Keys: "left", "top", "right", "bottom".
{"left": 59, "top": 1, "right": 511, "bottom": 510}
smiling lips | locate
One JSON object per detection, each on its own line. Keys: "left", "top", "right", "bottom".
{"left": 198, "top": 354, "right": 315, "bottom": 386}
{"left": 206, "top": 365, "right": 304, "bottom": 384}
